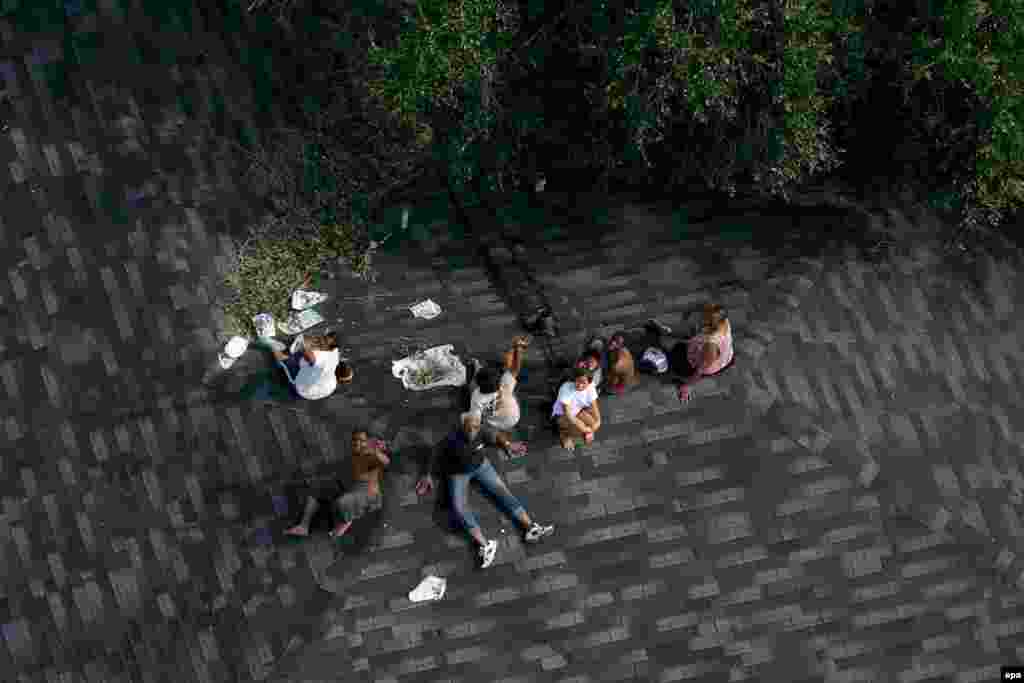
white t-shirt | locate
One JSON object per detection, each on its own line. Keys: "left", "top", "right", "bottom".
{"left": 470, "top": 371, "right": 519, "bottom": 431}
{"left": 294, "top": 349, "right": 340, "bottom": 400}
{"left": 551, "top": 381, "right": 598, "bottom": 418}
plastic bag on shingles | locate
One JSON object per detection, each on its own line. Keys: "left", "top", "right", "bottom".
{"left": 279, "top": 309, "right": 324, "bottom": 335}
{"left": 392, "top": 344, "right": 467, "bottom": 391}
{"left": 291, "top": 289, "right": 328, "bottom": 311}
{"left": 409, "top": 575, "right": 446, "bottom": 602}
{"left": 640, "top": 347, "right": 669, "bottom": 374}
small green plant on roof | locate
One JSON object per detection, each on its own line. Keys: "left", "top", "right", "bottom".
{"left": 221, "top": 221, "right": 378, "bottom": 338}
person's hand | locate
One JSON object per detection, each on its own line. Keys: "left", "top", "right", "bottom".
{"left": 415, "top": 477, "right": 434, "bottom": 496}
{"left": 677, "top": 384, "right": 691, "bottom": 403}
{"left": 504, "top": 441, "right": 528, "bottom": 458}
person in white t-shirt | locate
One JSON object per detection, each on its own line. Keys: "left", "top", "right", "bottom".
{"left": 551, "top": 367, "right": 601, "bottom": 451}
{"left": 272, "top": 332, "right": 344, "bottom": 400}
{"left": 467, "top": 335, "right": 530, "bottom": 458}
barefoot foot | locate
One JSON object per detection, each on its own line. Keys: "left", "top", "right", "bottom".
{"left": 329, "top": 521, "right": 352, "bottom": 538}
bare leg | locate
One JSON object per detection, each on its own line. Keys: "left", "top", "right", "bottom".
{"left": 330, "top": 520, "right": 353, "bottom": 538}
{"left": 558, "top": 416, "right": 578, "bottom": 451}
{"left": 577, "top": 408, "right": 599, "bottom": 444}
{"left": 285, "top": 498, "right": 320, "bottom": 536}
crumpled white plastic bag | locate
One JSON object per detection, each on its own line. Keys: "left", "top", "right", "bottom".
{"left": 392, "top": 344, "right": 466, "bottom": 391}
{"left": 279, "top": 309, "right": 324, "bottom": 335}
{"left": 409, "top": 299, "right": 442, "bottom": 320}
{"left": 291, "top": 289, "right": 328, "bottom": 311}
{"left": 641, "top": 347, "right": 669, "bottom": 374}
{"left": 408, "top": 575, "right": 446, "bottom": 602}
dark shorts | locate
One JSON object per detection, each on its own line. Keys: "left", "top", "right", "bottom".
{"left": 305, "top": 478, "right": 346, "bottom": 503}
{"left": 644, "top": 328, "right": 695, "bottom": 377}
{"left": 667, "top": 341, "right": 695, "bottom": 377}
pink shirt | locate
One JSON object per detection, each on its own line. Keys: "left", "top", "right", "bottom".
{"left": 687, "top": 320, "right": 733, "bottom": 375}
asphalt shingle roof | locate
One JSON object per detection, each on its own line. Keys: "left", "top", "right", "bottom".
{"left": 3, "top": 3, "right": 1024, "bottom": 682}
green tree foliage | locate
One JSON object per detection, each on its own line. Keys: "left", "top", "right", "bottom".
{"left": 931, "top": 0, "right": 1024, "bottom": 229}
{"left": 258, "top": 0, "right": 1024, "bottom": 238}
{"left": 366, "top": 0, "right": 516, "bottom": 125}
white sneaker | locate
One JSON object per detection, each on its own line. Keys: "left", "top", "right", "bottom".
{"left": 478, "top": 539, "right": 497, "bottom": 568}
{"left": 524, "top": 523, "right": 554, "bottom": 543}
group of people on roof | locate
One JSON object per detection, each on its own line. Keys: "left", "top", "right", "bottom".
{"left": 279, "top": 303, "right": 734, "bottom": 569}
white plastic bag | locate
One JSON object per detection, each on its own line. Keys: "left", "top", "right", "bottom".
{"left": 408, "top": 575, "right": 446, "bottom": 602}
{"left": 224, "top": 336, "right": 249, "bottom": 358}
{"left": 279, "top": 309, "right": 324, "bottom": 335}
{"left": 409, "top": 299, "right": 442, "bottom": 320}
{"left": 291, "top": 289, "right": 328, "bottom": 311}
{"left": 392, "top": 344, "right": 466, "bottom": 391}
{"left": 641, "top": 347, "right": 669, "bottom": 374}
{"left": 253, "top": 313, "right": 276, "bottom": 339}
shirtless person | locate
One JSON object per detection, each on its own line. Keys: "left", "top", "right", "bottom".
{"left": 604, "top": 333, "right": 639, "bottom": 395}
{"left": 285, "top": 429, "right": 389, "bottom": 538}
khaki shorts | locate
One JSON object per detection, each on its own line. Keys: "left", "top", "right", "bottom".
{"left": 335, "top": 480, "right": 383, "bottom": 523}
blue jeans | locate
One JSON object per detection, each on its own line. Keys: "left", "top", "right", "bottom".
{"left": 277, "top": 352, "right": 304, "bottom": 398}
{"left": 448, "top": 458, "right": 526, "bottom": 535}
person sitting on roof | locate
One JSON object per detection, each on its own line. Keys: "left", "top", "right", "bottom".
{"left": 272, "top": 332, "right": 348, "bottom": 400}
{"left": 465, "top": 335, "right": 531, "bottom": 459}
{"left": 604, "top": 333, "right": 639, "bottom": 396}
{"left": 285, "top": 428, "right": 388, "bottom": 538}
{"left": 552, "top": 367, "right": 601, "bottom": 451}
{"left": 646, "top": 303, "right": 734, "bottom": 403}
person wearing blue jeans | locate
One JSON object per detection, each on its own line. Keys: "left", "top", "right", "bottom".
{"left": 415, "top": 412, "right": 554, "bottom": 568}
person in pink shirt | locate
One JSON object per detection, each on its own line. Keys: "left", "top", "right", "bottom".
{"left": 646, "top": 303, "right": 734, "bottom": 403}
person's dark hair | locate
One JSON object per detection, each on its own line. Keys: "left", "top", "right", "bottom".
{"left": 572, "top": 367, "right": 592, "bottom": 381}
{"left": 475, "top": 366, "right": 499, "bottom": 394}
{"left": 336, "top": 361, "right": 353, "bottom": 382}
